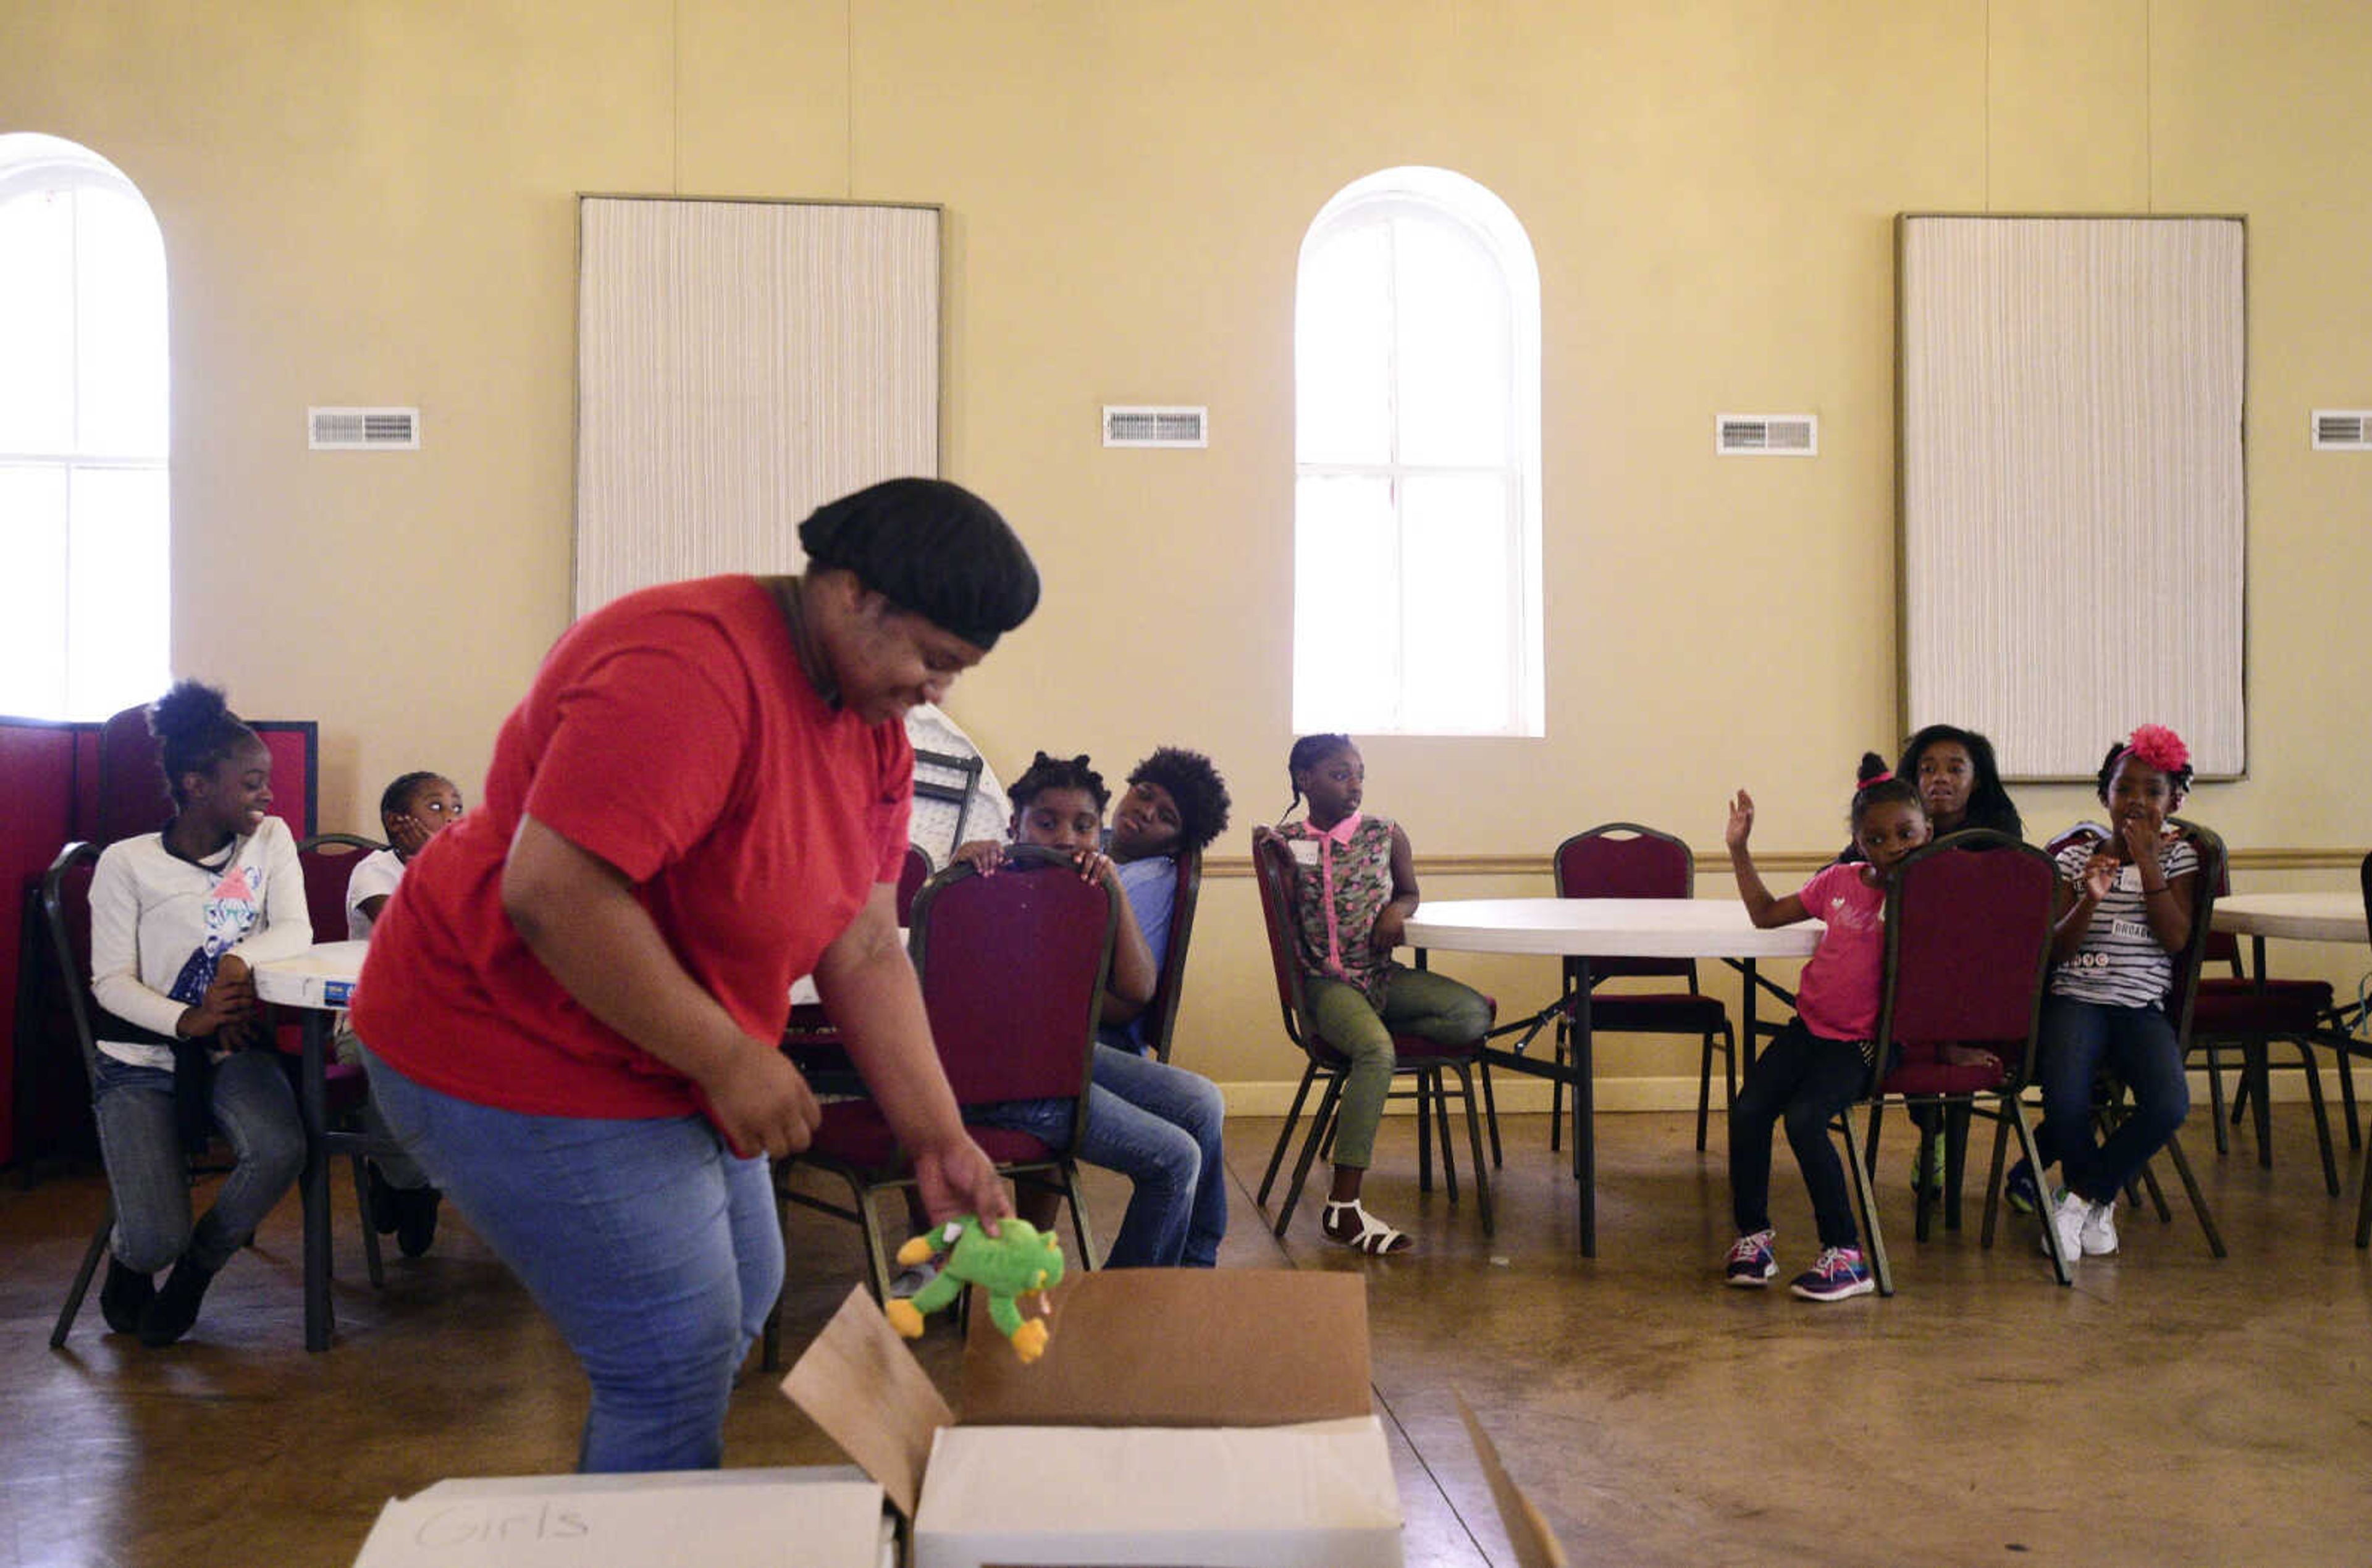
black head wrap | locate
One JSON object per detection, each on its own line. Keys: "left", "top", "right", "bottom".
{"left": 798, "top": 479, "right": 1039, "bottom": 651}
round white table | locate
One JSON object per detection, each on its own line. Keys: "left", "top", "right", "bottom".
{"left": 253, "top": 941, "right": 374, "bottom": 1351}
{"left": 1404, "top": 899, "right": 1820, "bottom": 1256}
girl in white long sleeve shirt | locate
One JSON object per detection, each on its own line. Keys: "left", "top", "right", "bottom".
{"left": 86, "top": 682, "right": 309, "bottom": 1347}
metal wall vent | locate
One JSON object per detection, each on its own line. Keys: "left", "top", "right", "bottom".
{"left": 2311, "top": 410, "right": 2371, "bottom": 450}
{"left": 309, "top": 406, "right": 421, "bottom": 451}
{"left": 1717, "top": 414, "right": 1817, "bottom": 456}
{"left": 1103, "top": 405, "right": 1208, "bottom": 448}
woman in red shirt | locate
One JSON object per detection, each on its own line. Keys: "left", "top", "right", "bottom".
{"left": 352, "top": 479, "right": 1036, "bottom": 1472}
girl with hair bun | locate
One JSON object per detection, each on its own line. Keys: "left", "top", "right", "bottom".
{"left": 86, "top": 681, "right": 312, "bottom": 1346}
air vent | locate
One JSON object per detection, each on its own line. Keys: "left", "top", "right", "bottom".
{"left": 1717, "top": 414, "right": 1817, "bottom": 456}
{"left": 2312, "top": 410, "right": 2371, "bottom": 450}
{"left": 309, "top": 406, "right": 421, "bottom": 451}
{"left": 1103, "top": 405, "right": 1208, "bottom": 448}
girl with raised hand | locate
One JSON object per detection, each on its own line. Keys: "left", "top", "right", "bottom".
{"left": 87, "top": 681, "right": 311, "bottom": 1346}
{"left": 2014, "top": 726, "right": 2200, "bottom": 1264}
{"left": 1256, "top": 734, "right": 1491, "bottom": 1257}
{"left": 1722, "top": 755, "right": 1930, "bottom": 1302}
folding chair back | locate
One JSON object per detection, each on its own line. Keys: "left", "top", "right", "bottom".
{"left": 1876, "top": 829, "right": 2058, "bottom": 1081}
{"left": 1554, "top": 823, "right": 1694, "bottom": 980}
{"left": 1138, "top": 847, "right": 1203, "bottom": 1063}
{"left": 298, "top": 833, "right": 385, "bottom": 941}
{"left": 894, "top": 842, "right": 933, "bottom": 926}
{"left": 1251, "top": 834, "right": 1313, "bottom": 1047}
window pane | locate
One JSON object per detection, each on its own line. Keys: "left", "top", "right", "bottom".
{"left": 1400, "top": 474, "right": 1513, "bottom": 732}
{"left": 75, "top": 186, "right": 170, "bottom": 459}
{"left": 66, "top": 465, "right": 169, "bottom": 718}
{"left": 1293, "top": 474, "right": 1399, "bottom": 731}
{"left": 1295, "top": 220, "right": 1393, "bottom": 466}
{"left": 0, "top": 464, "right": 70, "bottom": 717}
{"left": 0, "top": 188, "right": 77, "bottom": 455}
{"left": 1394, "top": 216, "right": 1509, "bottom": 468}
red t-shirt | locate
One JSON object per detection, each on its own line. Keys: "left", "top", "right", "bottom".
{"left": 352, "top": 576, "right": 912, "bottom": 1118}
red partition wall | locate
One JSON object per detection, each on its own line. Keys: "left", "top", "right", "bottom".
{"left": 1, "top": 710, "right": 316, "bottom": 1171}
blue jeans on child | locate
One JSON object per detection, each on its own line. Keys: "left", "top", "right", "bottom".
{"left": 358, "top": 1044, "right": 781, "bottom": 1474}
{"left": 969, "top": 1042, "right": 1227, "bottom": 1268}
{"left": 93, "top": 1050, "right": 306, "bottom": 1273}
{"left": 1727, "top": 1020, "right": 1870, "bottom": 1251}
{"left": 2035, "top": 996, "right": 2189, "bottom": 1205}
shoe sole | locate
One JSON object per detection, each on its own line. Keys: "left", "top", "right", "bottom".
{"left": 1725, "top": 1270, "right": 1775, "bottom": 1288}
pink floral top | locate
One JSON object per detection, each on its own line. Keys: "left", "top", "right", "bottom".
{"left": 1274, "top": 814, "right": 1398, "bottom": 1007}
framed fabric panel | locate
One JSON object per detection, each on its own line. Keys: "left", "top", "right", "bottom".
{"left": 574, "top": 196, "right": 941, "bottom": 617}
{"left": 1898, "top": 214, "right": 2246, "bottom": 780}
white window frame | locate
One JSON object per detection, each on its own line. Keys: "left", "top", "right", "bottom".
{"left": 1293, "top": 166, "right": 1543, "bottom": 737}
{"left": 0, "top": 133, "right": 170, "bottom": 721}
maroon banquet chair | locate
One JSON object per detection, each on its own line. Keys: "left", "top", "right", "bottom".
{"left": 1248, "top": 834, "right": 1493, "bottom": 1243}
{"left": 1545, "top": 824, "right": 1738, "bottom": 1155}
{"left": 765, "top": 845, "right": 1115, "bottom": 1365}
{"left": 1141, "top": 847, "right": 1203, "bottom": 1065}
{"left": 1835, "top": 830, "right": 2059, "bottom": 1296}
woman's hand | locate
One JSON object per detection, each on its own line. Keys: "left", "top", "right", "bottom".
{"left": 696, "top": 1041, "right": 822, "bottom": 1159}
{"left": 387, "top": 811, "right": 437, "bottom": 858}
{"left": 951, "top": 839, "right": 1007, "bottom": 876}
{"left": 179, "top": 954, "right": 257, "bottom": 1039}
{"left": 911, "top": 1131, "right": 1014, "bottom": 1231}
{"left": 1724, "top": 790, "right": 1756, "bottom": 852}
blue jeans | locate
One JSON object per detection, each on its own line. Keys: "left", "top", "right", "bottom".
{"left": 358, "top": 1044, "right": 782, "bottom": 1473}
{"left": 2036, "top": 996, "right": 2189, "bottom": 1205}
{"left": 93, "top": 1050, "right": 306, "bottom": 1273}
{"left": 1727, "top": 1020, "right": 1870, "bottom": 1250}
{"left": 970, "top": 1044, "right": 1228, "bottom": 1268}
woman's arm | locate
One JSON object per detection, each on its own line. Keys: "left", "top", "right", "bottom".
{"left": 1725, "top": 790, "right": 1809, "bottom": 928}
{"left": 812, "top": 885, "right": 1013, "bottom": 1226}
{"left": 1369, "top": 823, "right": 1421, "bottom": 952}
{"left": 502, "top": 813, "right": 818, "bottom": 1159}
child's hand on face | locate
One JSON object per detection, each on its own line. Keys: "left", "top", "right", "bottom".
{"left": 1723, "top": 790, "right": 1756, "bottom": 852}
{"left": 951, "top": 840, "right": 1007, "bottom": 876}
{"left": 387, "top": 811, "right": 435, "bottom": 858}
{"left": 1370, "top": 905, "right": 1408, "bottom": 954}
{"left": 2079, "top": 851, "right": 2119, "bottom": 903}
{"left": 2117, "top": 816, "right": 2162, "bottom": 869}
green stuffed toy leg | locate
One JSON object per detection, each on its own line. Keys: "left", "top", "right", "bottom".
{"left": 879, "top": 1215, "right": 1064, "bottom": 1362}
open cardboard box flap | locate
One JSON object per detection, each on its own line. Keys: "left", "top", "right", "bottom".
{"left": 782, "top": 1269, "right": 1369, "bottom": 1520}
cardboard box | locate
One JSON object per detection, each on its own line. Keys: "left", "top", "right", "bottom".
{"left": 783, "top": 1268, "right": 1403, "bottom": 1568}
{"left": 350, "top": 1466, "right": 896, "bottom": 1568}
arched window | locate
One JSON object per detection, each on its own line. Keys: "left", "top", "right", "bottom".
{"left": 1294, "top": 166, "right": 1542, "bottom": 736}
{"left": 0, "top": 135, "right": 170, "bottom": 720}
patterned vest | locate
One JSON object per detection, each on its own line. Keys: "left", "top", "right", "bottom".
{"left": 1275, "top": 814, "right": 1398, "bottom": 1007}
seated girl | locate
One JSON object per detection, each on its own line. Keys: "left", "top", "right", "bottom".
{"left": 955, "top": 752, "right": 1230, "bottom": 1268}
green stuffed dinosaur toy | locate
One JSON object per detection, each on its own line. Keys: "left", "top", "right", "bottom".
{"left": 882, "top": 1215, "right": 1065, "bottom": 1363}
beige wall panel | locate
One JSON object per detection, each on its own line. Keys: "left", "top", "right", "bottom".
{"left": 4, "top": 0, "right": 2365, "bottom": 1093}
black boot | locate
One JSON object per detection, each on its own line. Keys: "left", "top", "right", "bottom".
{"left": 395, "top": 1186, "right": 442, "bottom": 1259}
{"left": 137, "top": 1255, "right": 217, "bottom": 1347}
{"left": 366, "top": 1161, "right": 402, "bottom": 1236}
{"left": 99, "top": 1259, "right": 155, "bottom": 1335}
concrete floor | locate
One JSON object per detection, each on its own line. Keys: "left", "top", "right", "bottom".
{"left": 3, "top": 1104, "right": 2368, "bottom": 1567}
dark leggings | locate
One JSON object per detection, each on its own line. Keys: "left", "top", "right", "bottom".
{"left": 1730, "top": 1020, "right": 1870, "bottom": 1250}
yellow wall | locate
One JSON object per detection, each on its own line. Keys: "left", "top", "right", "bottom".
{"left": 6, "top": 1, "right": 2365, "bottom": 1099}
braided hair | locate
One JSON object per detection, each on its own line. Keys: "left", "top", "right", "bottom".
{"left": 1281, "top": 732, "right": 1353, "bottom": 821}
{"left": 1849, "top": 750, "right": 1920, "bottom": 829}
{"left": 1007, "top": 750, "right": 1109, "bottom": 815}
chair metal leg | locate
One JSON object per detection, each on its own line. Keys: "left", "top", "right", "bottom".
{"left": 53, "top": 1214, "right": 112, "bottom": 1349}
{"left": 2200, "top": 1042, "right": 2231, "bottom": 1154}
{"left": 2294, "top": 1039, "right": 2340, "bottom": 1196}
{"left": 2248, "top": 1041, "right": 2274, "bottom": 1166}
{"left": 1274, "top": 1077, "right": 1344, "bottom": 1239}
{"left": 2011, "top": 1100, "right": 2072, "bottom": 1286}
{"left": 1478, "top": 1055, "right": 1504, "bottom": 1169}
{"left": 1432, "top": 1069, "right": 1460, "bottom": 1206}
{"left": 1980, "top": 1107, "right": 2011, "bottom": 1251}
{"left": 1843, "top": 1109, "right": 1891, "bottom": 1296}
{"left": 1062, "top": 1163, "right": 1100, "bottom": 1271}
{"left": 1695, "top": 1030, "right": 1715, "bottom": 1152}
{"left": 1256, "top": 1063, "right": 1321, "bottom": 1209}
{"left": 2357, "top": 1135, "right": 2372, "bottom": 1248}
{"left": 1942, "top": 1103, "right": 1970, "bottom": 1233}
{"left": 1862, "top": 1101, "right": 1885, "bottom": 1180}
{"left": 2158, "top": 1131, "right": 2226, "bottom": 1257}
{"left": 1449, "top": 1062, "right": 1493, "bottom": 1236}
{"left": 352, "top": 1156, "right": 385, "bottom": 1291}
{"left": 2335, "top": 1042, "right": 2360, "bottom": 1150}
{"left": 1416, "top": 1071, "right": 1434, "bottom": 1196}
{"left": 1548, "top": 1021, "right": 1566, "bottom": 1154}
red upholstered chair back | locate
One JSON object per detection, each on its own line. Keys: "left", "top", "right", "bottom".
{"left": 1554, "top": 823, "right": 1694, "bottom": 980}
{"left": 1876, "top": 831, "right": 2058, "bottom": 1084}
{"left": 299, "top": 834, "right": 384, "bottom": 941}
{"left": 95, "top": 705, "right": 172, "bottom": 845}
{"left": 1139, "top": 847, "right": 1203, "bottom": 1063}
{"left": 1251, "top": 834, "right": 1312, "bottom": 1049}
{"left": 894, "top": 843, "right": 933, "bottom": 926}
{"left": 906, "top": 845, "right": 1114, "bottom": 1115}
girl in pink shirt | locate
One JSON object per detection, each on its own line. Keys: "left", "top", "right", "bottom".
{"left": 1720, "top": 755, "right": 1930, "bottom": 1302}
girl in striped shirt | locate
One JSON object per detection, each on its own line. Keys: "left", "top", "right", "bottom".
{"left": 2027, "top": 726, "right": 2200, "bottom": 1265}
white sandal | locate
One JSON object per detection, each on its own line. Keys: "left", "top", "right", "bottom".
{"left": 1323, "top": 1200, "right": 1412, "bottom": 1255}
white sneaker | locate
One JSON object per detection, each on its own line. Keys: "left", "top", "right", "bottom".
{"left": 2038, "top": 1188, "right": 2087, "bottom": 1264}
{"left": 2079, "top": 1197, "right": 2119, "bottom": 1256}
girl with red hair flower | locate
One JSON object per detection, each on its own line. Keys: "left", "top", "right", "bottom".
{"left": 2014, "top": 725, "right": 2201, "bottom": 1266}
